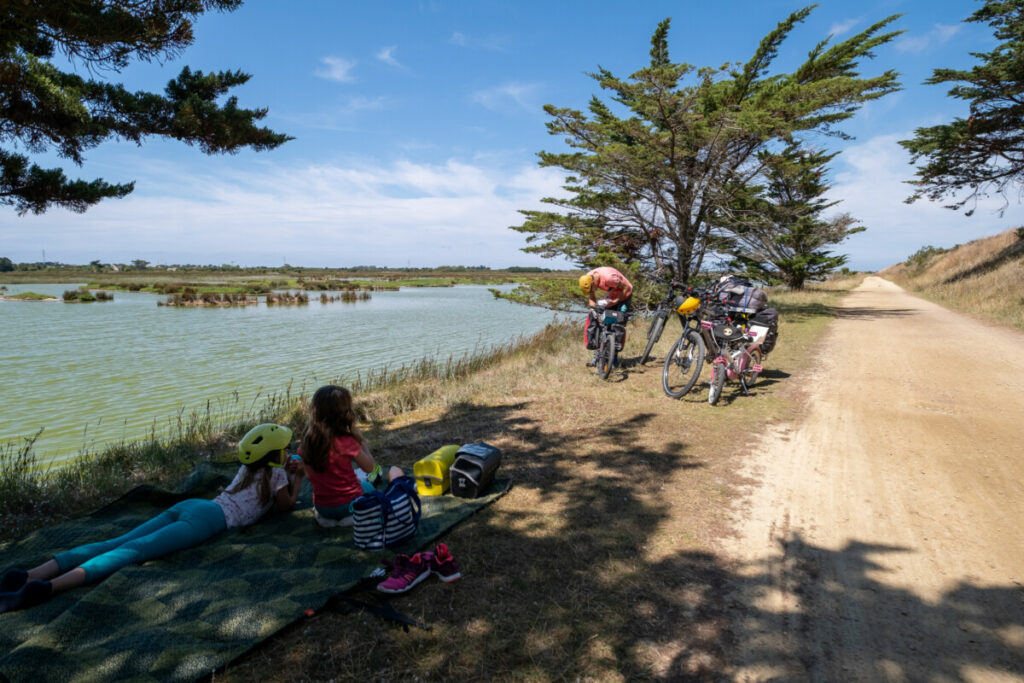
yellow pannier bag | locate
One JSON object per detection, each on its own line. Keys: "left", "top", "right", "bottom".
{"left": 413, "top": 444, "right": 460, "bottom": 496}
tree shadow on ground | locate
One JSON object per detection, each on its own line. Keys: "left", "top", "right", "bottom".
{"left": 727, "top": 533, "right": 1024, "bottom": 680}
{"left": 775, "top": 302, "right": 839, "bottom": 322}
{"left": 215, "top": 399, "right": 1023, "bottom": 681}
{"left": 834, "top": 307, "right": 918, "bottom": 320}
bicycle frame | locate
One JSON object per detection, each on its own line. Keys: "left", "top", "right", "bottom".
{"left": 591, "top": 306, "right": 629, "bottom": 379}
{"left": 704, "top": 319, "right": 764, "bottom": 392}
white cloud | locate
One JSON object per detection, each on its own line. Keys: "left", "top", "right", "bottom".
{"left": 828, "top": 18, "right": 860, "bottom": 37}
{"left": 315, "top": 56, "right": 357, "bottom": 82}
{"left": 6, "top": 159, "right": 572, "bottom": 268}
{"left": 895, "top": 24, "right": 961, "bottom": 53}
{"left": 376, "top": 46, "right": 401, "bottom": 68}
{"left": 342, "top": 96, "right": 389, "bottom": 113}
{"left": 272, "top": 96, "right": 390, "bottom": 131}
{"left": 828, "top": 133, "right": 1023, "bottom": 269}
{"left": 471, "top": 82, "right": 540, "bottom": 111}
{"left": 449, "top": 31, "right": 508, "bottom": 51}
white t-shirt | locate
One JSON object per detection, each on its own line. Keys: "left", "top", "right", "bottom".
{"left": 212, "top": 466, "right": 290, "bottom": 528}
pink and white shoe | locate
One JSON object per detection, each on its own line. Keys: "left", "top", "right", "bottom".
{"left": 376, "top": 553, "right": 431, "bottom": 594}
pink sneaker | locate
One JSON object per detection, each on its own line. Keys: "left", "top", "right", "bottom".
{"left": 376, "top": 553, "right": 430, "bottom": 594}
{"left": 430, "top": 543, "right": 462, "bottom": 582}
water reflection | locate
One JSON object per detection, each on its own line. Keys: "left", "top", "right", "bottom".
{"left": 0, "top": 283, "right": 556, "bottom": 464}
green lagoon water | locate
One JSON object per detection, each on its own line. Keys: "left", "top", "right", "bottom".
{"left": 0, "top": 283, "right": 560, "bottom": 466}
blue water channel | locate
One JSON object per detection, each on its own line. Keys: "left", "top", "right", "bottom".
{"left": 0, "top": 283, "right": 560, "bottom": 466}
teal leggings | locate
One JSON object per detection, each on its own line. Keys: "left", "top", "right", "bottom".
{"left": 54, "top": 499, "right": 227, "bottom": 583}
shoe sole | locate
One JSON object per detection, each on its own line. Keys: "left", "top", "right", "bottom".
{"left": 433, "top": 570, "right": 462, "bottom": 583}
{"left": 376, "top": 569, "right": 431, "bottom": 594}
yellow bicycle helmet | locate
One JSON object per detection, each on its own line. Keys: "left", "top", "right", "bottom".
{"left": 238, "top": 423, "right": 293, "bottom": 464}
{"left": 578, "top": 274, "right": 593, "bottom": 295}
{"left": 674, "top": 295, "right": 700, "bottom": 314}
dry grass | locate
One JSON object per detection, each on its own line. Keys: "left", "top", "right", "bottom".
{"left": 213, "top": 285, "right": 850, "bottom": 682}
{"left": 881, "top": 228, "right": 1024, "bottom": 331}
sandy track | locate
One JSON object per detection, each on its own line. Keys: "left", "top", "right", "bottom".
{"left": 725, "top": 276, "right": 1024, "bottom": 682}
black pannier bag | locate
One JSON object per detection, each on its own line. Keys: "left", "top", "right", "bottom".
{"left": 584, "top": 315, "right": 599, "bottom": 350}
{"left": 612, "top": 323, "right": 626, "bottom": 351}
{"left": 450, "top": 442, "right": 502, "bottom": 498}
{"left": 749, "top": 307, "right": 779, "bottom": 354}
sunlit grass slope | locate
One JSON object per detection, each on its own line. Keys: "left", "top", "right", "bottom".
{"left": 880, "top": 228, "right": 1024, "bottom": 331}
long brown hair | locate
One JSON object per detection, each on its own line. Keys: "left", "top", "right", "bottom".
{"left": 301, "top": 385, "right": 364, "bottom": 473}
{"left": 225, "top": 451, "right": 279, "bottom": 507}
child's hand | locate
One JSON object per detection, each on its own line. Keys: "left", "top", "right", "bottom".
{"left": 285, "top": 454, "right": 303, "bottom": 475}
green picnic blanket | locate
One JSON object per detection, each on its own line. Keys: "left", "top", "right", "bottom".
{"left": 0, "top": 463, "right": 509, "bottom": 682}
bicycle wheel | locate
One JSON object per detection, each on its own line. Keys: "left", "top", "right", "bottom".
{"left": 708, "top": 362, "right": 726, "bottom": 405}
{"left": 740, "top": 347, "right": 762, "bottom": 388}
{"left": 598, "top": 335, "right": 615, "bottom": 380}
{"left": 639, "top": 314, "right": 666, "bottom": 364}
{"left": 662, "top": 329, "right": 706, "bottom": 398}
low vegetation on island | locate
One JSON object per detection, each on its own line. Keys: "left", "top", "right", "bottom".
{"left": 1, "top": 291, "right": 58, "bottom": 301}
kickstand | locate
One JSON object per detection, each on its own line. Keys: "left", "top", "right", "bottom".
{"left": 740, "top": 377, "right": 751, "bottom": 396}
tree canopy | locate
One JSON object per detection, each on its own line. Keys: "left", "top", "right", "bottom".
{"left": 722, "top": 145, "right": 865, "bottom": 289}
{"left": 1, "top": 0, "right": 291, "bottom": 215}
{"left": 511, "top": 7, "right": 900, "bottom": 294}
{"left": 900, "top": 0, "right": 1024, "bottom": 214}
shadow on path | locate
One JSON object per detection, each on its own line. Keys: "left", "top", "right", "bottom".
{"left": 728, "top": 533, "right": 1024, "bottom": 680}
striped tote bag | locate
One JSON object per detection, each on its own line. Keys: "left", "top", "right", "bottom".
{"left": 351, "top": 476, "right": 422, "bottom": 550}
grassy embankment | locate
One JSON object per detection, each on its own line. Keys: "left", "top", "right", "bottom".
{"left": 879, "top": 227, "right": 1024, "bottom": 331}
{"left": 1, "top": 275, "right": 863, "bottom": 679}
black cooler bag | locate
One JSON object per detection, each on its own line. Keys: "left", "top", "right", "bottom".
{"left": 450, "top": 442, "right": 502, "bottom": 498}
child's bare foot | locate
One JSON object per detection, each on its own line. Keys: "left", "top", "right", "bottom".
{"left": 388, "top": 465, "right": 404, "bottom": 482}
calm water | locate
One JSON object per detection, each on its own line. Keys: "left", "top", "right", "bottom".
{"left": 0, "top": 283, "right": 557, "bottom": 465}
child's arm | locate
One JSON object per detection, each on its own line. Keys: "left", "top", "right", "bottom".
{"left": 354, "top": 442, "right": 376, "bottom": 473}
{"left": 275, "top": 466, "right": 304, "bottom": 511}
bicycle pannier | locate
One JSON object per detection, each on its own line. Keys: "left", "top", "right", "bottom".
{"left": 584, "top": 315, "right": 599, "bottom": 350}
{"left": 612, "top": 324, "right": 627, "bottom": 351}
{"left": 750, "top": 307, "right": 779, "bottom": 354}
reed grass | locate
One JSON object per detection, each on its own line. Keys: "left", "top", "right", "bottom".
{"left": 158, "top": 291, "right": 260, "bottom": 307}
{"left": 264, "top": 291, "right": 309, "bottom": 305}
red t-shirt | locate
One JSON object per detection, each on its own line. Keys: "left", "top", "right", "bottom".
{"left": 300, "top": 435, "right": 364, "bottom": 507}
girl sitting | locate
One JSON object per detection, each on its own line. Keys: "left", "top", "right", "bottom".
{"left": 299, "top": 385, "right": 402, "bottom": 527}
{"left": 0, "top": 423, "right": 304, "bottom": 613}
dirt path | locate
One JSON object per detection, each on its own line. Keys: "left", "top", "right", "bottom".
{"left": 725, "top": 276, "right": 1024, "bottom": 682}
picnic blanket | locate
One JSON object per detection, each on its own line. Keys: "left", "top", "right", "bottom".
{"left": 0, "top": 462, "right": 509, "bottom": 682}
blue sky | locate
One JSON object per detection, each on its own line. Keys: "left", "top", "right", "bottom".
{"left": 4, "top": 0, "right": 1022, "bottom": 270}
